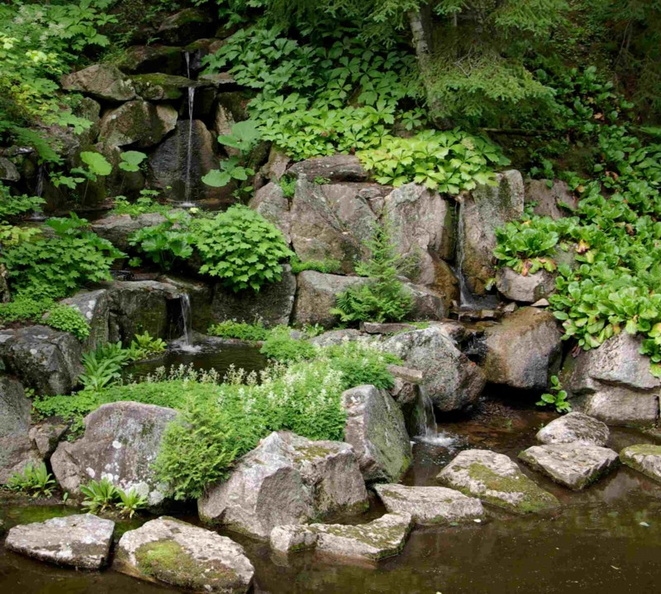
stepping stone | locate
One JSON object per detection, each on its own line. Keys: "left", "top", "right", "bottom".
{"left": 115, "top": 517, "right": 254, "bottom": 593}
{"left": 519, "top": 444, "right": 619, "bottom": 490}
{"left": 270, "top": 513, "right": 413, "bottom": 562}
{"left": 373, "top": 484, "right": 485, "bottom": 525}
{"left": 5, "top": 514, "right": 114, "bottom": 569}
{"left": 536, "top": 412, "right": 609, "bottom": 446}
{"left": 620, "top": 444, "right": 661, "bottom": 483}
{"left": 437, "top": 449, "right": 559, "bottom": 514}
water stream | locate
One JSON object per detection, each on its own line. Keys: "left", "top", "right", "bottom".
{"left": 181, "top": 52, "right": 197, "bottom": 208}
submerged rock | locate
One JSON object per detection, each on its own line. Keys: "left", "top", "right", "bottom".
{"left": 536, "top": 412, "right": 609, "bottom": 446}
{"left": 519, "top": 444, "right": 619, "bottom": 490}
{"left": 115, "top": 517, "right": 254, "bottom": 593}
{"left": 341, "top": 385, "right": 412, "bottom": 482}
{"left": 198, "top": 432, "right": 368, "bottom": 539}
{"left": 270, "top": 513, "right": 413, "bottom": 562}
{"left": 382, "top": 326, "right": 485, "bottom": 412}
{"left": 51, "top": 402, "right": 177, "bottom": 508}
{"left": 5, "top": 514, "right": 114, "bottom": 570}
{"left": 437, "top": 449, "right": 559, "bottom": 514}
{"left": 495, "top": 267, "right": 556, "bottom": 303}
{"left": 620, "top": 444, "right": 661, "bottom": 483}
{"left": 373, "top": 484, "right": 484, "bottom": 525}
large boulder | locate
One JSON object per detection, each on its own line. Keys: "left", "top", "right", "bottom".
{"left": 61, "top": 64, "right": 136, "bottom": 102}
{"left": 341, "top": 385, "right": 412, "bottom": 482}
{"left": 619, "top": 445, "right": 661, "bottom": 484}
{"left": 458, "top": 170, "right": 525, "bottom": 295}
{"left": 51, "top": 402, "right": 177, "bottom": 508}
{"left": 157, "top": 8, "right": 214, "bottom": 45}
{"left": 249, "top": 182, "right": 292, "bottom": 243}
{"left": 495, "top": 267, "right": 556, "bottom": 303}
{"left": 0, "top": 156, "right": 20, "bottom": 182}
{"left": 99, "top": 100, "right": 177, "bottom": 148}
{"left": 536, "top": 412, "right": 609, "bottom": 446}
{"left": 270, "top": 513, "right": 412, "bottom": 561}
{"left": 0, "top": 326, "right": 83, "bottom": 395}
{"left": 525, "top": 179, "right": 578, "bottom": 219}
{"left": 211, "top": 266, "right": 296, "bottom": 327}
{"left": 384, "top": 183, "right": 454, "bottom": 286}
{"left": 288, "top": 155, "right": 368, "bottom": 183}
{"left": 563, "top": 332, "right": 661, "bottom": 426}
{"left": 91, "top": 212, "right": 167, "bottom": 252}
{"left": 437, "top": 449, "right": 559, "bottom": 514}
{"left": 481, "top": 308, "right": 562, "bottom": 390}
{"left": 115, "top": 517, "right": 254, "bottom": 593}
{"left": 519, "top": 443, "right": 619, "bottom": 490}
{"left": 198, "top": 432, "right": 368, "bottom": 539}
{"left": 131, "top": 73, "right": 198, "bottom": 101}
{"left": 5, "top": 514, "right": 114, "bottom": 570}
{"left": 116, "top": 45, "right": 184, "bottom": 75}
{"left": 60, "top": 289, "right": 110, "bottom": 350}
{"left": 382, "top": 326, "right": 485, "bottom": 412}
{"left": 0, "top": 377, "right": 40, "bottom": 483}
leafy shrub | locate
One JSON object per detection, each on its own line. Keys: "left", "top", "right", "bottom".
{"left": 259, "top": 327, "right": 316, "bottom": 362}
{"left": 80, "top": 479, "right": 147, "bottom": 517}
{"left": 129, "top": 211, "right": 194, "bottom": 271}
{"left": 44, "top": 304, "right": 89, "bottom": 340}
{"left": 7, "top": 463, "right": 57, "bottom": 498}
{"left": 110, "top": 190, "right": 168, "bottom": 217}
{"left": 0, "top": 296, "right": 53, "bottom": 325}
{"left": 0, "top": 185, "right": 44, "bottom": 220}
{"left": 325, "top": 341, "right": 400, "bottom": 391}
{"left": 127, "top": 332, "right": 167, "bottom": 360}
{"left": 207, "top": 320, "right": 270, "bottom": 341}
{"left": 536, "top": 375, "right": 571, "bottom": 413}
{"left": 290, "top": 257, "right": 341, "bottom": 274}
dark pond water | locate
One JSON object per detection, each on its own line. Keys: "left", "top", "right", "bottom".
{"left": 1, "top": 396, "right": 660, "bottom": 593}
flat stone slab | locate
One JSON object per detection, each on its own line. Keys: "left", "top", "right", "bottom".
{"left": 270, "top": 513, "right": 413, "bottom": 562}
{"left": 115, "top": 517, "right": 254, "bottom": 593}
{"left": 620, "top": 445, "right": 661, "bottom": 483}
{"left": 5, "top": 514, "right": 114, "bottom": 569}
{"left": 519, "top": 444, "right": 619, "bottom": 490}
{"left": 437, "top": 449, "right": 559, "bottom": 514}
{"left": 536, "top": 412, "right": 609, "bottom": 446}
{"left": 373, "top": 484, "right": 485, "bottom": 525}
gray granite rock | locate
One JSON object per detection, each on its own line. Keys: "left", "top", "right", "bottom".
{"left": 495, "top": 267, "right": 556, "bottom": 303}
{"left": 536, "top": 412, "right": 609, "bottom": 446}
{"left": 288, "top": 155, "right": 368, "bottom": 183}
{"left": 619, "top": 444, "right": 661, "bottom": 483}
{"left": 60, "top": 289, "right": 110, "bottom": 350}
{"left": 61, "top": 64, "right": 136, "bottom": 101}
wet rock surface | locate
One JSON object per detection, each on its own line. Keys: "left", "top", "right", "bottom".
{"left": 519, "top": 443, "right": 619, "bottom": 490}
{"left": 5, "top": 514, "right": 114, "bottom": 570}
{"left": 115, "top": 517, "right": 253, "bottom": 593}
{"left": 495, "top": 268, "right": 556, "bottom": 303}
{"left": 620, "top": 444, "right": 661, "bottom": 483}
{"left": 536, "top": 412, "right": 610, "bottom": 446}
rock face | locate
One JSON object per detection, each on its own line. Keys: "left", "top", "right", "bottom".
{"left": 29, "top": 421, "right": 67, "bottom": 459}
{"left": 249, "top": 182, "right": 292, "bottom": 243}
{"left": 382, "top": 326, "right": 485, "bottom": 412}
{"left": 481, "top": 308, "right": 562, "bottom": 390}
{"left": 519, "top": 444, "right": 619, "bottom": 490}
{"left": 373, "top": 484, "right": 484, "bottom": 525}
{"left": 495, "top": 268, "right": 556, "bottom": 303}
{"left": 270, "top": 513, "right": 412, "bottom": 562}
{"left": 5, "top": 514, "right": 114, "bottom": 570}
{"left": 117, "top": 45, "right": 184, "bottom": 75}
{"left": 198, "top": 432, "right": 368, "bottom": 539}
{"left": 91, "top": 212, "right": 167, "bottom": 252}
{"left": 288, "top": 155, "right": 368, "bottom": 183}
{"left": 0, "top": 376, "right": 40, "bottom": 483}
{"left": 384, "top": 183, "right": 454, "bottom": 286}
{"left": 99, "top": 100, "right": 177, "bottom": 148}
{"left": 51, "top": 402, "right": 177, "bottom": 507}
{"left": 61, "top": 289, "right": 110, "bottom": 350}
{"left": 211, "top": 266, "right": 296, "bottom": 327}
{"left": 0, "top": 326, "right": 83, "bottom": 395}
{"left": 115, "top": 517, "right": 254, "bottom": 593}
{"left": 563, "top": 332, "right": 661, "bottom": 426}
{"left": 438, "top": 449, "right": 559, "bottom": 514}
{"left": 536, "top": 412, "right": 609, "bottom": 446}
{"left": 0, "top": 156, "right": 20, "bottom": 182}
{"left": 157, "top": 8, "right": 214, "bottom": 45}
{"left": 61, "top": 64, "right": 136, "bottom": 101}
{"left": 459, "top": 170, "right": 525, "bottom": 295}
{"left": 525, "top": 179, "right": 578, "bottom": 219}
{"left": 620, "top": 445, "right": 661, "bottom": 483}
{"left": 341, "top": 385, "right": 412, "bottom": 482}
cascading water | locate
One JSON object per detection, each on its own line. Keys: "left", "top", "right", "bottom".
{"left": 173, "top": 293, "right": 201, "bottom": 352}
{"left": 28, "top": 165, "right": 47, "bottom": 221}
{"left": 181, "top": 52, "right": 197, "bottom": 208}
{"left": 414, "top": 387, "right": 457, "bottom": 447}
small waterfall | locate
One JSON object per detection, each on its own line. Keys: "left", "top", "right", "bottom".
{"left": 455, "top": 200, "right": 480, "bottom": 311}
{"left": 28, "top": 165, "right": 47, "bottom": 221}
{"left": 173, "top": 294, "right": 201, "bottom": 352}
{"left": 182, "top": 52, "right": 197, "bottom": 208}
{"left": 414, "top": 388, "right": 457, "bottom": 447}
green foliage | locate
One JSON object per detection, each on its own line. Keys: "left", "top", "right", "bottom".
{"left": 207, "top": 320, "right": 270, "bottom": 341}
{"left": 7, "top": 463, "right": 57, "bottom": 498}
{"left": 80, "top": 478, "right": 147, "bottom": 517}
{"left": 110, "top": 190, "right": 168, "bottom": 217}
{"left": 290, "top": 256, "right": 341, "bottom": 274}
{"left": 79, "top": 151, "right": 112, "bottom": 177}
{"left": 259, "top": 326, "right": 316, "bottom": 362}
{"left": 129, "top": 211, "right": 194, "bottom": 270}
{"left": 536, "top": 375, "right": 571, "bottom": 413}
{"left": 324, "top": 341, "right": 400, "bottom": 391}
{"left": 0, "top": 295, "right": 53, "bottom": 325}
{"left": 115, "top": 487, "right": 149, "bottom": 518}
{"left": 128, "top": 332, "right": 167, "bottom": 360}
{"left": 0, "top": 185, "right": 45, "bottom": 220}
{"left": 118, "top": 150, "right": 147, "bottom": 173}
{"left": 278, "top": 175, "right": 297, "bottom": 198}
{"left": 44, "top": 304, "right": 90, "bottom": 340}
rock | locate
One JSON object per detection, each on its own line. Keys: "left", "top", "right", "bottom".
{"left": 199, "top": 432, "right": 368, "bottom": 539}
{"left": 106, "top": 280, "right": 181, "bottom": 343}
{"left": 309, "top": 329, "right": 364, "bottom": 347}
{"left": 362, "top": 322, "right": 416, "bottom": 335}
{"left": 249, "top": 182, "right": 292, "bottom": 243}
{"left": 62, "top": 64, "right": 136, "bottom": 102}
{"left": 437, "top": 449, "right": 559, "bottom": 514}
{"left": 519, "top": 444, "right": 619, "bottom": 490}
{"left": 495, "top": 267, "right": 556, "bottom": 303}
{"left": 0, "top": 326, "right": 83, "bottom": 395}
{"left": 270, "top": 513, "right": 412, "bottom": 561}
{"left": 115, "top": 517, "right": 254, "bottom": 593}
{"left": 619, "top": 444, "right": 661, "bottom": 483}
{"left": 341, "top": 385, "right": 412, "bottom": 482}
{"left": 384, "top": 183, "right": 454, "bottom": 285}
{"left": 0, "top": 156, "right": 20, "bottom": 182}
{"left": 260, "top": 146, "right": 290, "bottom": 182}
{"left": 582, "top": 392, "right": 660, "bottom": 426}
{"left": 0, "top": 376, "right": 40, "bottom": 483}
{"left": 288, "top": 155, "right": 368, "bottom": 183}
{"left": 382, "top": 327, "right": 485, "bottom": 412}
{"left": 373, "top": 484, "right": 484, "bottom": 525}
{"left": 459, "top": 170, "right": 525, "bottom": 295}
{"left": 99, "top": 100, "right": 177, "bottom": 148}
{"left": 157, "top": 8, "right": 214, "bottom": 45}
{"left": 536, "top": 412, "right": 609, "bottom": 446}
{"left": 91, "top": 212, "right": 167, "bottom": 252}
{"left": 525, "top": 179, "right": 578, "bottom": 219}
{"left": 405, "top": 282, "right": 449, "bottom": 321}
{"left": 60, "top": 289, "right": 110, "bottom": 350}
{"left": 51, "top": 402, "right": 177, "bottom": 507}
{"left": 210, "top": 266, "right": 296, "bottom": 327}
{"left": 131, "top": 73, "right": 198, "bottom": 101}
{"left": 481, "top": 308, "right": 562, "bottom": 390}
{"left": 5, "top": 514, "right": 114, "bottom": 570}
{"left": 116, "top": 45, "right": 184, "bottom": 75}
{"left": 0, "top": 263, "right": 10, "bottom": 303}
{"left": 157, "top": 275, "right": 214, "bottom": 333}
{"left": 433, "top": 259, "right": 460, "bottom": 304}
{"left": 29, "top": 421, "right": 67, "bottom": 458}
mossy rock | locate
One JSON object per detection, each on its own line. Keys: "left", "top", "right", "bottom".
{"left": 620, "top": 444, "right": 661, "bottom": 483}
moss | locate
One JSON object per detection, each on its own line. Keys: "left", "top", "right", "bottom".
{"left": 622, "top": 444, "right": 661, "bottom": 457}
{"left": 312, "top": 520, "right": 411, "bottom": 560}
{"left": 292, "top": 445, "right": 334, "bottom": 463}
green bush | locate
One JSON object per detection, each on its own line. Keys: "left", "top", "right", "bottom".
{"left": 44, "top": 304, "right": 89, "bottom": 340}
{"left": 7, "top": 462, "right": 57, "bottom": 498}
{"left": 207, "top": 320, "right": 270, "bottom": 341}
{"left": 290, "top": 257, "right": 341, "bottom": 274}
{"left": 0, "top": 296, "right": 53, "bottom": 325}
{"left": 259, "top": 327, "right": 316, "bottom": 362}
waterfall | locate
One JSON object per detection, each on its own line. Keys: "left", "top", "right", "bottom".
{"left": 182, "top": 52, "right": 197, "bottom": 208}
{"left": 29, "top": 165, "right": 47, "bottom": 221}
{"left": 179, "top": 294, "right": 193, "bottom": 346}
{"left": 414, "top": 387, "right": 457, "bottom": 447}
{"left": 455, "top": 200, "right": 480, "bottom": 311}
